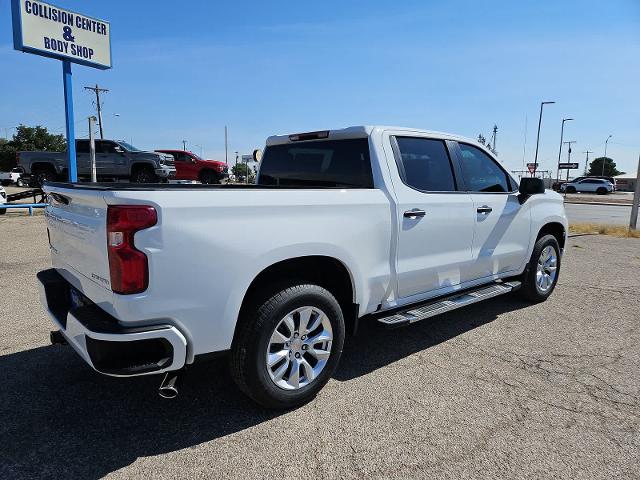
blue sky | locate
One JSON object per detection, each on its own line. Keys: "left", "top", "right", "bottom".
{"left": 1, "top": 0, "right": 639, "bottom": 174}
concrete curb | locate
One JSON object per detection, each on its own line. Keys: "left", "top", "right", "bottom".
{"left": 564, "top": 201, "right": 632, "bottom": 207}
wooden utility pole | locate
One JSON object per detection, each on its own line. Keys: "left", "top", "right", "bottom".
{"left": 84, "top": 84, "right": 109, "bottom": 139}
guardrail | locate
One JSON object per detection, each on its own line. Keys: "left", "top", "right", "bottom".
{"left": 1, "top": 203, "right": 47, "bottom": 216}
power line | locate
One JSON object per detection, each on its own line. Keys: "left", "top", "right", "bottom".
{"left": 84, "top": 84, "right": 109, "bottom": 139}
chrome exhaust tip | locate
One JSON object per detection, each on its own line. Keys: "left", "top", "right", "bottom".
{"left": 158, "top": 371, "right": 182, "bottom": 399}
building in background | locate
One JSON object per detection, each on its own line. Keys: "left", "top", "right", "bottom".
{"left": 613, "top": 172, "right": 638, "bottom": 192}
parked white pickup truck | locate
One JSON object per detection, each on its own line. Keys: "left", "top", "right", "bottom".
{"left": 39, "top": 126, "right": 567, "bottom": 408}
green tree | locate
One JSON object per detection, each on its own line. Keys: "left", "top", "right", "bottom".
{"left": 0, "top": 125, "right": 66, "bottom": 171}
{"left": 231, "top": 163, "right": 255, "bottom": 182}
{"left": 587, "top": 157, "right": 623, "bottom": 177}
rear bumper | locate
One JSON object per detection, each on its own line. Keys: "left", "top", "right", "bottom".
{"left": 37, "top": 268, "right": 187, "bottom": 377}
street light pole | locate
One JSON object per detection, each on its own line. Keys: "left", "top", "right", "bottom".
{"left": 562, "top": 140, "right": 576, "bottom": 198}
{"left": 602, "top": 135, "right": 612, "bottom": 176}
{"left": 556, "top": 118, "right": 573, "bottom": 186}
{"left": 224, "top": 126, "right": 228, "bottom": 166}
{"left": 533, "top": 100, "right": 555, "bottom": 175}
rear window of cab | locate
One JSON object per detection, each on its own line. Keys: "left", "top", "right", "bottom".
{"left": 258, "top": 139, "right": 373, "bottom": 188}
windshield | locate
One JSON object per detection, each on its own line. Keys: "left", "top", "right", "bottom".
{"left": 117, "top": 141, "right": 142, "bottom": 152}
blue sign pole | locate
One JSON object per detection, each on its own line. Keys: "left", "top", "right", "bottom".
{"left": 62, "top": 60, "right": 77, "bottom": 182}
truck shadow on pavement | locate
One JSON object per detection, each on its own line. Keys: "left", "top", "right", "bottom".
{"left": 0, "top": 296, "right": 524, "bottom": 479}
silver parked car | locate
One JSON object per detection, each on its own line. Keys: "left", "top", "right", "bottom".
{"left": 560, "top": 178, "right": 614, "bottom": 194}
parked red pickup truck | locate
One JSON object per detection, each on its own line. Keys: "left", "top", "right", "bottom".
{"left": 155, "top": 150, "right": 228, "bottom": 184}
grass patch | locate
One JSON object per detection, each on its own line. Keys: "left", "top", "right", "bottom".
{"left": 569, "top": 223, "right": 640, "bottom": 238}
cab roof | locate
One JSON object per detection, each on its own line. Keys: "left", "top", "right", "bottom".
{"left": 265, "top": 126, "right": 480, "bottom": 147}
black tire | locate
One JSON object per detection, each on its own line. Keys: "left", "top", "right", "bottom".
{"left": 131, "top": 165, "right": 157, "bottom": 183}
{"left": 16, "top": 178, "right": 25, "bottom": 187}
{"left": 1, "top": 180, "right": 10, "bottom": 187}
{"left": 199, "top": 170, "right": 220, "bottom": 184}
{"left": 565, "top": 186, "right": 576, "bottom": 194}
{"left": 32, "top": 167, "right": 56, "bottom": 186}
{"left": 518, "top": 234, "right": 561, "bottom": 303}
{"left": 0, "top": 208, "right": 6, "bottom": 216}
{"left": 596, "top": 187, "right": 608, "bottom": 195}
{"left": 230, "top": 283, "right": 345, "bottom": 409}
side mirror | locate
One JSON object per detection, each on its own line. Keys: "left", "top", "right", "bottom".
{"left": 518, "top": 177, "right": 545, "bottom": 203}
{"left": 253, "top": 149, "right": 263, "bottom": 162}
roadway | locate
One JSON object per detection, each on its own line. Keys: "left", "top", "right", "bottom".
{"left": 565, "top": 202, "right": 636, "bottom": 226}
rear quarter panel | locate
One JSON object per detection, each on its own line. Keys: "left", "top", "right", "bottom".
{"left": 103, "top": 188, "right": 393, "bottom": 359}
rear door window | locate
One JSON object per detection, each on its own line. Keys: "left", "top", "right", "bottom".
{"left": 258, "top": 139, "right": 373, "bottom": 187}
{"left": 394, "top": 137, "right": 457, "bottom": 191}
{"left": 76, "top": 140, "right": 89, "bottom": 153}
{"left": 457, "top": 143, "right": 511, "bottom": 192}
{"left": 97, "top": 141, "right": 118, "bottom": 154}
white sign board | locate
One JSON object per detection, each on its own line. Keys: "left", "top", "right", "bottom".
{"left": 12, "top": 0, "right": 111, "bottom": 69}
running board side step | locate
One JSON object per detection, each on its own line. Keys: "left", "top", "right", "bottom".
{"left": 377, "top": 281, "right": 521, "bottom": 328}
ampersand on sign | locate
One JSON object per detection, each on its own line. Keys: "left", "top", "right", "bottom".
{"left": 62, "top": 26, "right": 75, "bottom": 42}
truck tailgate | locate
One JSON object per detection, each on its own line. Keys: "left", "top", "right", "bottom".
{"left": 44, "top": 186, "right": 112, "bottom": 290}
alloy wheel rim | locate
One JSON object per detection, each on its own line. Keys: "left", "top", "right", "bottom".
{"left": 536, "top": 245, "right": 558, "bottom": 292}
{"left": 266, "top": 306, "right": 333, "bottom": 390}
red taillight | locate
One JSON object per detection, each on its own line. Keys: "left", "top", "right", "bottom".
{"left": 106, "top": 205, "right": 157, "bottom": 294}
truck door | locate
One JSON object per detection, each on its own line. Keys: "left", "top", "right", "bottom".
{"left": 176, "top": 152, "right": 199, "bottom": 180}
{"left": 385, "top": 134, "right": 476, "bottom": 299}
{"left": 75, "top": 140, "right": 90, "bottom": 175}
{"left": 97, "top": 141, "right": 126, "bottom": 177}
{"left": 452, "top": 142, "right": 531, "bottom": 280}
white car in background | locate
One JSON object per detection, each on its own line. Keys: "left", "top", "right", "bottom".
{"left": 0, "top": 168, "right": 26, "bottom": 187}
{"left": 0, "top": 185, "right": 7, "bottom": 215}
{"left": 560, "top": 178, "right": 614, "bottom": 195}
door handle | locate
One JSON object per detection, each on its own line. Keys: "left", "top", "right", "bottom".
{"left": 477, "top": 206, "right": 492, "bottom": 214}
{"left": 403, "top": 209, "right": 426, "bottom": 219}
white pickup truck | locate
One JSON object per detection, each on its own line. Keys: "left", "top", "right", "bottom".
{"left": 39, "top": 126, "right": 567, "bottom": 408}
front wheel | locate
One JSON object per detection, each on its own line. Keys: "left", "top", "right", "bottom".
{"left": 596, "top": 187, "right": 608, "bottom": 195}
{"left": 131, "top": 165, "right": 157, "bottom": 183}
{"left": 518, "top": 234, "right": 561, "bottom": 303}
{"left": 230, "top": 284, "right": 345, "bottom": 409}
{"left": 199, "top": 170, "right": 220, "bottom": 184}
{"left": 565, "top": 186, "right": 576, "bottom": 194}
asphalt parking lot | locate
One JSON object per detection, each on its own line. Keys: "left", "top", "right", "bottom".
{"left": 0, "top": 215, "right": 639, "bottom": 479}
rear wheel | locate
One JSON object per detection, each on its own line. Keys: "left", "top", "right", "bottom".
{"left": 518, "top": 234, "right": 561, "bottom": 303}
{"left": 131, "top": 165, "right": 157, "bottom": 183}
{"left": 16, "top": 178, "right": 25, "bottom": 187}
{"left": 32, "top": 167, "right": 56, "bottom": 186}
{"left": 199, "top": 170, "right": 220, "bottom": 184}
{"left": 230, "top": 283, "right": 345, "bottom": 409}
{"left": 0, "top": 207, "right": 6, "bottom": 215}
